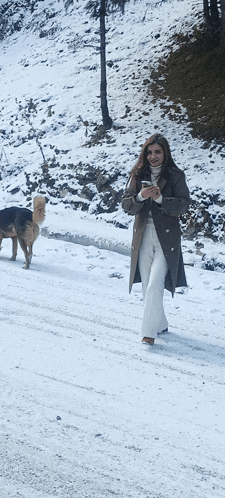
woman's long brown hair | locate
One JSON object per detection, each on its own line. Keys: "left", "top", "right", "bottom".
{"left": 128, "top": 133, "right": 176, "bottom": 181}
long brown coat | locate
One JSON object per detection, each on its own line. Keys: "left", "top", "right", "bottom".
{"left": 122, "top": 165, "right": 190, "bottom": 296}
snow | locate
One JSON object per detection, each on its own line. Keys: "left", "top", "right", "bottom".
{"left": 1, "top": 233, "right": 225, "bottom": 497}
{"left": 0, "top": 0, "right": 225, "bottom": 496}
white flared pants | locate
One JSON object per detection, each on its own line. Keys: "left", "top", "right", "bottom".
{"left": 138, "top": 221, "right": 168, "bottom": 339}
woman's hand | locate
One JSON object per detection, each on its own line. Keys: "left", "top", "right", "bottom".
{"left": 141, "top": 185, "right": 161, "bottom": 200}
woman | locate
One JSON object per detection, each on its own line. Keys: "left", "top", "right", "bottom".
{"left": 122, "top": 133, "right": 190, "bottom": 346}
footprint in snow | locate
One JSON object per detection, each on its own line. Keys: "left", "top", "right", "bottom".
{"left": 109, "top": 272, "right": 124, "bottom": 279}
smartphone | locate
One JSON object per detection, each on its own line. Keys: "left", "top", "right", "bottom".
{"left": 141, "top": 180, "right": 152, "bottom": 188}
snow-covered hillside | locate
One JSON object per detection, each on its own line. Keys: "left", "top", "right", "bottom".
{"left": 0, "top": 0, "right": 225, "bottom": 270}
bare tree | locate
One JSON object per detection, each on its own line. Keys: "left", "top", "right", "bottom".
{"left": 85, "top": 0, "right": 131, "bottom": 129}
{"left": 221, "top": 0, "right": 225, "bottom": 43}
{"left": 203, "top": 0, "right": 210, "bottom": 23}
{"left": 203, "top": 0, "right": 222, "bottom": 32}
{"left": 210, "top": 0, "right": 220, "bottom": 26}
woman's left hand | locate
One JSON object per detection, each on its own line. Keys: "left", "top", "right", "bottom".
{"left": 141, "top": 185, "right": 161, "bottom": 200}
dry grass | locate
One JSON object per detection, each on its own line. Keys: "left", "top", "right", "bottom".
{"left": 149, "top": 27, "right": 225, "bottom": 145}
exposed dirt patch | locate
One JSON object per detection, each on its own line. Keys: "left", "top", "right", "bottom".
{"left": 149, "top": 27, "right": 225, "bottom": 145}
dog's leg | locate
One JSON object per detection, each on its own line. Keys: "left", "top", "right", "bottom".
{"left": 18, "top": 221, "right": 38, "bottom": 269}
{"left": 26, "top": 244, "right": 33, "bottom": 268}
{"left": 10, "top": 236, "right": 18, "bottom": 261}
{"left": 18, "top": 238, "right": 30, "bottom": 269}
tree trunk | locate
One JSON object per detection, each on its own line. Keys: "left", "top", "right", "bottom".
{"left": 221, "top": 0, "right": 225, "bottom": 44}
{"left": 100, "top": 0, "right": 112, "bottom": 129}
{"left": 210, "top": 0, "right": 219, "bottom": 27}
{"left": 203, "top": 0, "right": 210, "bottom": 23}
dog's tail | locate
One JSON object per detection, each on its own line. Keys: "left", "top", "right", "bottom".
{"left": 32, "top": 196, "right": 45, "bottom": 225}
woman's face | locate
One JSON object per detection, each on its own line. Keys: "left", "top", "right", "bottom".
{"left": 146, "top": 143, "right": 164, "bottom": 168}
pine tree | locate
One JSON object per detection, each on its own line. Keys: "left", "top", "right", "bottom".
{"left": 85, "top": 0, "right": 131, "bottom": 129}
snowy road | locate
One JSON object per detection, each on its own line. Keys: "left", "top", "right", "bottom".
{"left": 1, "top": 236, "right": 225, "bottom": 498}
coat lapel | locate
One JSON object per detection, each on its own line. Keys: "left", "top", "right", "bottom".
{"left": 158, "top": 177, "right": 167, "bottom": 191}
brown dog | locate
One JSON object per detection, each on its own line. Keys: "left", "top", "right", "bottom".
{"left": 0, "top": 196, "right": 45, "bottom": 269}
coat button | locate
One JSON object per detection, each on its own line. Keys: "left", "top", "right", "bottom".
{"left": 171, "top": 247, "right": 174, "bottom": 251}
{"left": 166, "top": 229, "right": 169, "bottom": 233}
{"left": 134, "top": 228, "right": 137, "bottom": 232}
{"left": 132, "top": 245, "right": 135, "bottom": 250}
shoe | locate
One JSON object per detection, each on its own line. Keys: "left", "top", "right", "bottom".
{"left": 158, "top": 327, "right": 168, "bottom": 334}
{"left": 142, "top": 337, "right": 155, "bottom": 345}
